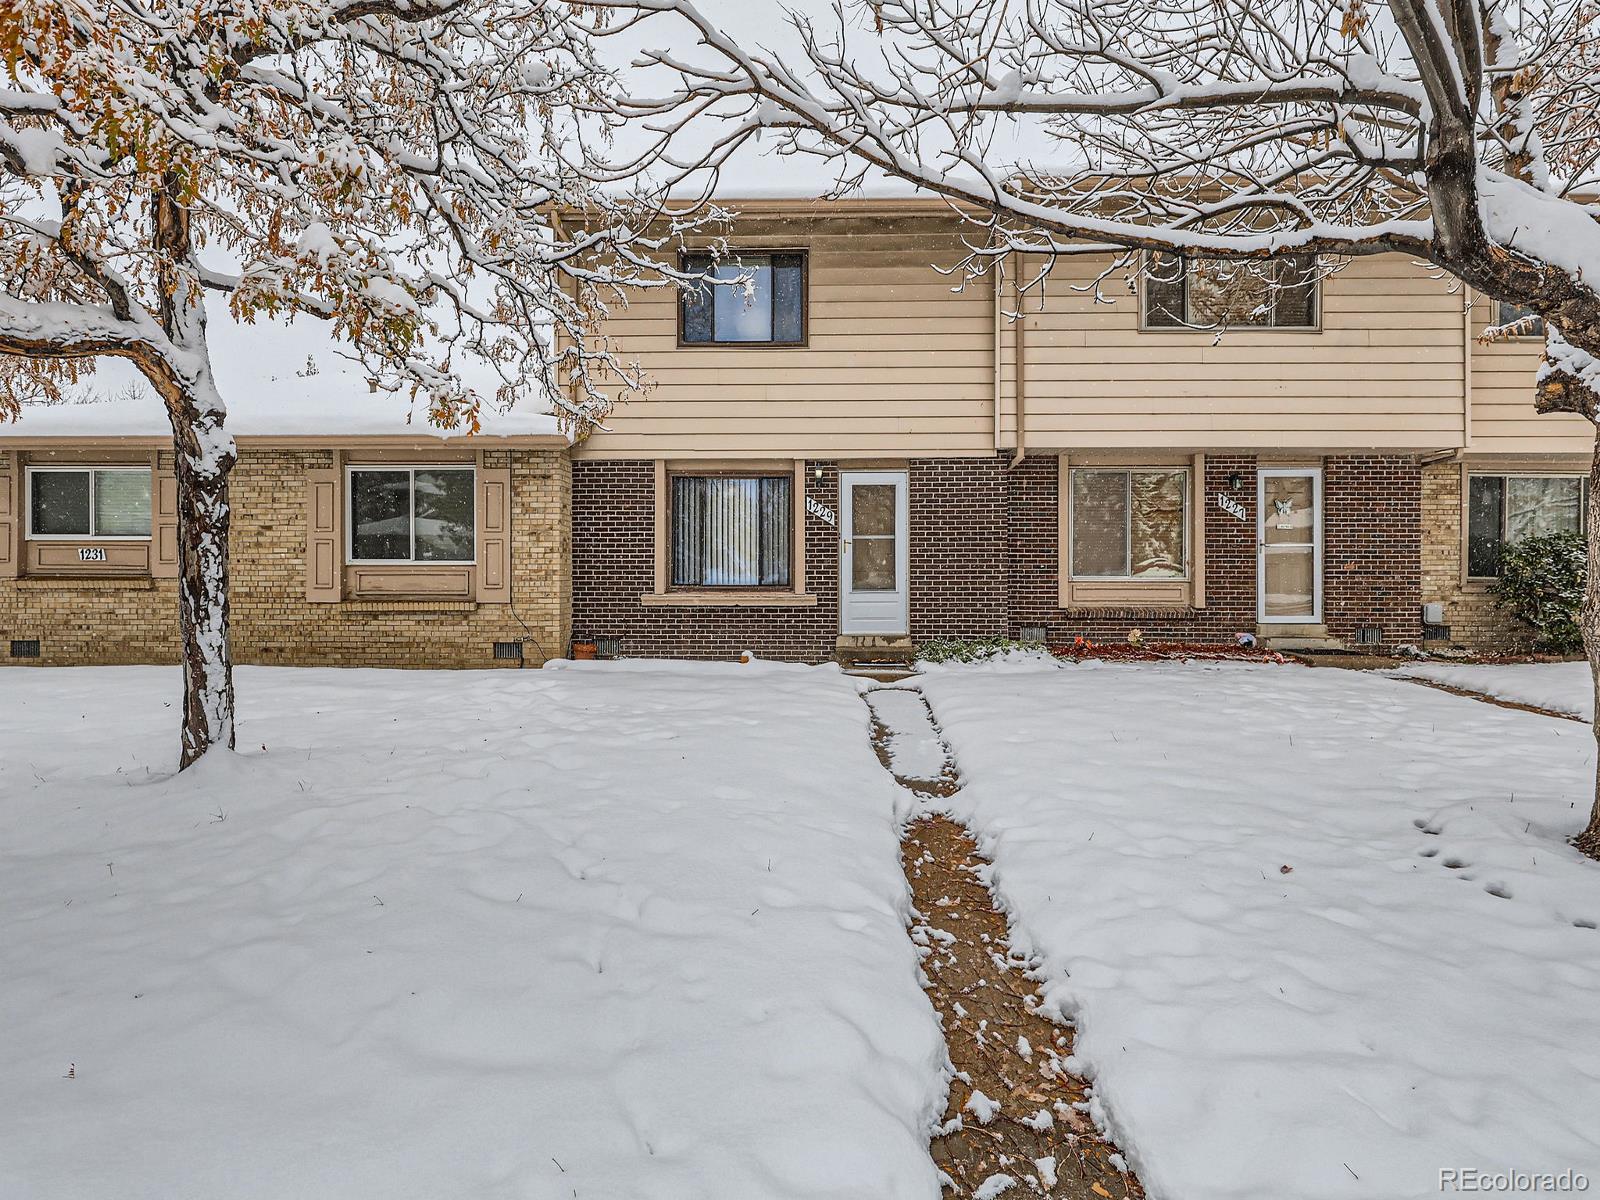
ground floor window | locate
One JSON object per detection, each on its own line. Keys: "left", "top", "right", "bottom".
{"left": 348, "top": 466, "right": 475, "bottom": 563}
{"left": 670, "top": 474, "right": 792, "bottom": 587}
{"left": 1068, "top": 468, "right": 1188, "bottom": 579}
{"left": 1467, "top": 473, "right": 1585, "bottom": 578}
{"left": 27, "top": 467, "right": 151, "bottom": 539}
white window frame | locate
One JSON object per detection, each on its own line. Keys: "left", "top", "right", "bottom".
{"left": 25, "top": 465, "right": 153, "bottom": 541}
{"left": 1067, "top": 466, "right": 1191, "bottom": 581}
{"left": 344, "top": 464, "right": 477, "bottom": 566}
{"left": 1465, "top": 470, "right": 1586, "bottom": 581}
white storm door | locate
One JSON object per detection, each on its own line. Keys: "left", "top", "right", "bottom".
{"left": 839, "top": 471, "right": 909, "bottom": 635}
{"left": 1257, "top": 468, "right": 1323, "bottom": 623}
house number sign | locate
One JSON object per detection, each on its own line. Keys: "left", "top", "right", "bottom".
{"left": 1214, "top": 494, "right": 1248, "bottom": 522}
{"left": 77, "top": 547, "right": 107, "bottom": 562}
{"left": 805, "top": 496, "right": 837, "bottom": 527}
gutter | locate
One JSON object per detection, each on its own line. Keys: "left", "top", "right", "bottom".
{"left": 1010, "top": 263, "right": 1027, "bottom": 468}
{"left": 1462, "top": 288, "right": 1474, "bottom": 450}
{"left": 993, "top": 263, "right": 1003, "bottom": 453}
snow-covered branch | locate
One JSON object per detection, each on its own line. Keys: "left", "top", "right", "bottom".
{"left": 597, "top": 0, "right": 1600, "bottom": 405}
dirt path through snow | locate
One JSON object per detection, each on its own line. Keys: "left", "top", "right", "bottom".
{"left": 862, "top": 686, "right": 1143, "bottom": 1200}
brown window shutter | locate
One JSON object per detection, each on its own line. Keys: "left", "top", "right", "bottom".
{"left": 305, "top": 468, "right": 342, "bottom": 602}
{"left": 152, "top": 460, "right": 180, "bottom": 578}
{"left": 475, "top": 466, "right": 512, "bottom": 604}
{"left": 0, "top": 451, "right": 17, "bottom": 579}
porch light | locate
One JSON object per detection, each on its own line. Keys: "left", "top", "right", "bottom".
{"left": 1228, "top": 472, "right": 1243, "bottom": 490}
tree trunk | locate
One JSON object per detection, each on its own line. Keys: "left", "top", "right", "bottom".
{"left": 172, "top": 421, "right": 235, "bottom": 769}
{"left": 1578, "top": 427, "right": 1600, "bottom": 858}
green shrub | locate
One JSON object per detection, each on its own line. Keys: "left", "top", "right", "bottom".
{"left": 1493, "top": 531, "right": 1587, "bottom": 653}
{"left": 916, "top": 635, "right": 1045, "bottom": 663}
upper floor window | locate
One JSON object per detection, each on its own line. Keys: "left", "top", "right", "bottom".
{"left": 1467, "top": 473, "right": 1584, "bottom": 578}
{"left": 1069, "top": 467, "right": 1188, "bottom": 580}
{"left": 348, "top": 466, "right": 475, "bottom": 564}
{"left": 1495, "top": 300, "right": 1546, "bottom": 338}
{"left": 680, "top": 252, "right": 806, "bottom": 346}
{"left": 1144, "top": 253, "right": 1318, "bottom": 330}
{"left": 670, "top": 473, "right": 792, "bottom": 587}
{"left": 27, "top": 467, "right": 151, "bottom": 539}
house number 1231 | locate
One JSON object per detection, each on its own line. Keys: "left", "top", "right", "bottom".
{"left": 77, "top": 547, "right": 107, "bottom": 562}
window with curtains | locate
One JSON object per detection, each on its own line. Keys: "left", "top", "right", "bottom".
{"left": 347, "top": 467, "right": 476, "bottom": 563}
{"left": 1467, "top": 474, "right": 1585, "bottom": 578}
{"left": 670, "top": 475, "right": 793, "bottom": 588}
{"left": 1069, "top": 468, "right": 1188, "bottom": 579}
{"left": 1144, "top": 252, "right": 1318, "bottom": 329}
{"left": 680, "top": 252, "right": 806, "bottom": 345}
{"left": 27, "top": 467, "right": 152, "bottom": 538}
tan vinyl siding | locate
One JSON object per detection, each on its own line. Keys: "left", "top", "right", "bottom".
{"left": 1018, "top": 253, "right": 1468, "bottom": 450}
{"left": 1467, "top": 298, "right": 1593, "bottom": 454}
{"left": 576, "top": 216, "right": 1000, "bottom": 460}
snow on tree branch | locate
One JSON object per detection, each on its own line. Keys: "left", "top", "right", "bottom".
{"left": 0, "top": 0, "right": 723, "bottom": 431}
{"left": 598, "top": 0, "right": 1600, "bottom": 412}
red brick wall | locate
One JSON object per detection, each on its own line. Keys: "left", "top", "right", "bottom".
{"left": 1008, "top": 455, "right": 1260, "bottom": 643}
{"left": 571, "top": 460, "right": 841, "bottom": 661}
{"left": 573, "top": 453, "right": 1423, "bottom": 659}
{"left": 909, "top": 457, "right": 1009, "bottom": 640}
{"left": 1009, "top": 454, "right": 1420, "bottom": 647}
{"left": 1323, "top": 455, "right": 1422, "bottom": 646}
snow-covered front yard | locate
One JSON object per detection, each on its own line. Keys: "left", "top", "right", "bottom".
{"left": 1390, "top": 658, "right": 1594, "bottom": 720}
{"left": 0, "top": 663, "right": 944, "bottom": 1200}
{"left": 919, "top": 659, "right": 1600, "bottom": 1200}
{"left": 4, "top": 659, "right": 1600, "bottom": 1200}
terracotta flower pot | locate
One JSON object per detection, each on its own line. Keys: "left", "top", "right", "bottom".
{"left": 572, "top": 641, "right": 598, "bottom": 661}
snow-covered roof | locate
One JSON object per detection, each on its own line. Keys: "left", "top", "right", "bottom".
{"left": 1, "top": 306, "right": 566, "bottom": 443}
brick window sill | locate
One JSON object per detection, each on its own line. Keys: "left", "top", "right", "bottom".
{"left": 1061, "top": 605, "right": 1202, "bottom": 620}
{"left": 15, "top": 576, "right": 154, "bottom": 591}
{"left": 640, "top": 591, "right": 819, "bottom": 608}
{"left": 342, "top": 599, "right": 479, "bottom": 613}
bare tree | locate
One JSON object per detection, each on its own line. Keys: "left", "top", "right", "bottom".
{"left": 1, "top": 0, "right": 714, "bottom": 766}
{"left": 599, "top": 0, "right": 1600, "bottom": 856}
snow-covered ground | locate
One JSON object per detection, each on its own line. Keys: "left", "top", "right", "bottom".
{"left": 918, "top": 658, "right": 1600, "bottom": 1200}
{"left": 1390, "top": 659, "right": 1594, "bottom": 720}
{"left": 0, "top": 664, "right": 944, "bottom": 1200}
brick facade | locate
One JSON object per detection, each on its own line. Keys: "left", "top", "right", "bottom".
{"left": 1, "top": 446, "right": 570, "bottom": 668}
{"left": 1323, "top": 456, "right": 1422, "bottom": 646}
{"left": 908, "top": 457, "right": 1008, "bottom": 641}
{"left": 1419, "top": 462, "right": 1529, "bottom": 651}
{"left": 571, "top": 460, "right": 842, "bottom": 661}
{"left": 574, "top": 452, "right": 1424, "bottom": 661}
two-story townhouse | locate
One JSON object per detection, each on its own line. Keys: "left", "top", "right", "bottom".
{"left": 0, "top": 198, "right": 1586, "bottom": 669}
{"left": 567, "top": 197, "right": 1592, "bottom": 661}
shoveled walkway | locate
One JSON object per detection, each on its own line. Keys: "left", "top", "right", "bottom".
{"left": 862, "top": 685, "right": 1143, "bottom": 1200}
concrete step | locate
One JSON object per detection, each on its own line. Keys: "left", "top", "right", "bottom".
{"left": 1266, "top": 637, "right": 1348, "bottom": 653}
{"left": 835, "top": 635, "right": 917, "bottom": 674}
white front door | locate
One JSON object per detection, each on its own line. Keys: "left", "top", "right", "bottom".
{"left": 1257, "top": 468, "right": 1323, "bottom": 622}
{"left": 839, "top": 470, "right": 909, "bottom": 635}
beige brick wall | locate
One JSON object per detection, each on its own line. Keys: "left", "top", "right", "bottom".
{"left": 1, "top": 446, "right": 571, "bottom": 668}
{"left": 1420, "top": 462, "right": 1532, "bottom": 651}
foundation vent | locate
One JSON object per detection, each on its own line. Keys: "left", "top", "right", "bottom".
{"left": 1354, "top": 625, "right": 1383, "bottom": 647}
{"left": 492, "top": 641, "right": 523, "bottom": 661}
{"left": 10, "top": 639, "right": 40, "bottom": 659}
{"left": 1018, "top": 624, "right": 1048, "bottom": 644}
{"left": 595, "top": 636, "right": 623, "bottom": 661}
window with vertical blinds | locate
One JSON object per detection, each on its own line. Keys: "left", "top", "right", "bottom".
{"left": 670, "top": 475, "right": 792, "bottom": 587}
